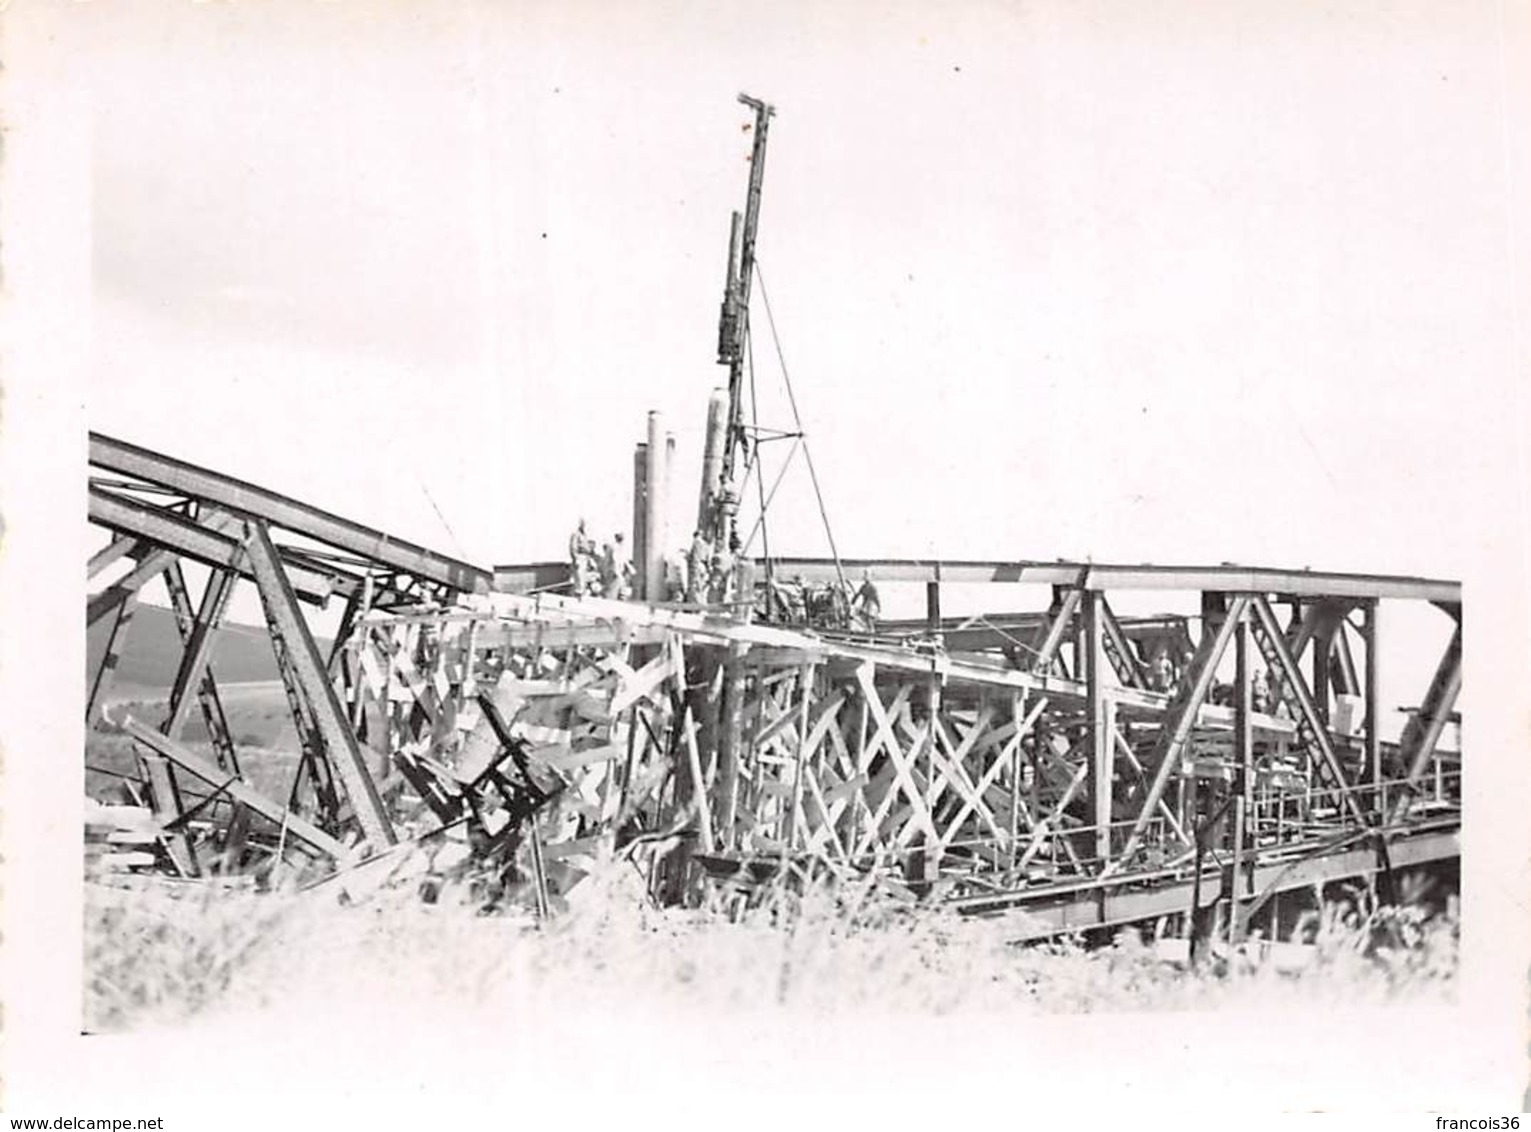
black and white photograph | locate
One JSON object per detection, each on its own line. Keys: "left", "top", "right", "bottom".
{"left": 2, "top": 0, "right": 1528, "bottom": 1120}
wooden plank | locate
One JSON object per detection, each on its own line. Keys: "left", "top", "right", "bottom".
{"left": 140, "top": 754, "right": 198, "bottom": 878}
{"left": 853, "top": 665, "right": 941, "bottom": 854}
{"left": 938, "top": 710, "right": 1027, "bottom": 850}
{"left": 905, "top": 709, "right": 1006, "bottom": 852}
{"left": 608, "top": 647, "right": 676, "bottom": 716}
{"left": 849, "top": 674, "right": 917, "bottom": 856}
{"left": 682, "top": 712, "right": 717, "bottom": 853}
{"left": 799, "top": 764, "right": 850, "bottom": 863}
{"left": 539, "top": 743, "right": 624, "bottom": 773}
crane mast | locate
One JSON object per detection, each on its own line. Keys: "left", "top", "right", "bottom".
{"left": 702, "top": 93, "right": 775, "bottom": 565}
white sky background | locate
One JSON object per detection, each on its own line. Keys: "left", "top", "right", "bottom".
{"left": 84, "top": 1, "right": 1512, "bottom": 580}
{"left": 5, "top": 0, "right": 1530, "bottom": 1114}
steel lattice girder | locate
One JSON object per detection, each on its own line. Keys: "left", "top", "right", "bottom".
{"left": 91, "top": 433, "right": 491, "bottom": 595}
{"left": 953, "top": 826, "right": 1460, "bottom": 937}
{"left": 85, "top": 436, "right": 1462, "bottom": 938}
{"left": 737, "top": 557, "right": 1461, "bottom": 603}
{"left": 89, "top": 487, "right": 342, "bottom": 605}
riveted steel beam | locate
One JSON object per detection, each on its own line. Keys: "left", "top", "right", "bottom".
{"left": 955, "top": 827, "right": 1458, "bottom": 937}
{"left": 243, "top": 519, "right": 395, "bottom": 850}
{"left": 1083, "top": 592, "right": 1114, "bottom": 866}
{"left": 89, "top": 487, "right": 337, "bottom": 605}
{"left": 751, "top": 558, "right": 1460, "bottom": 602}
{"left": 91, "top": 433, "right": 490, "bottom": 595}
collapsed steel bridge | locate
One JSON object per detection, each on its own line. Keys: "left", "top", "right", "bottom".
{"left": 85, "top": 431, "right": 1462, "bottom": 941}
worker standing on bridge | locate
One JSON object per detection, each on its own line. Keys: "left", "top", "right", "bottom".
{"left": 853, "top": 570, "right": 881, "bottom": 632}
{"left": 787, "top": 574, "right": 809, "bottom": 623}
{"left": 597, "top": 538, "right": 621, "bottom": 599}
{"left": 1252, "top": 669, "right": 1271, "bottom": 713}
{"left": 569, "top": 518, "right": 597, "bottom": 595}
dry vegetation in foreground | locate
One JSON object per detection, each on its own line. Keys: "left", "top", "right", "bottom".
{"left": 83, "top": 854, "right": 1459, "bottom": 1034}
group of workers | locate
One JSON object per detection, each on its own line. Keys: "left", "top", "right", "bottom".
{"left": 679, "top": 528, "right": 740, "bottom": 605}
{"left": 1148, "top": 646, "right": 1277, "bottom": 714}
{"left": 567, "top": 519, "right": 740, "bottom": 605}
{"left": 759, "top": 571, "right": 881, "bottom": 632}
{"left": 567, "top": 517, "right": 881, "bottom": 633}
{"left": 567, "top": 519, "right": 634, "bottom": 600}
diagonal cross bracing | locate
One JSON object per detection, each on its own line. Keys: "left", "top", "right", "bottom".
{"left": 1110, "top": 595, "right": 1250, "bottom": 872}
{"left": 1250, "top": 595, "right": 1369, "bottom": 828}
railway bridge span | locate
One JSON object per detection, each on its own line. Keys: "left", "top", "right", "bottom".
{"left": 86, "top": 432, "right": 1462, "bottom": 943}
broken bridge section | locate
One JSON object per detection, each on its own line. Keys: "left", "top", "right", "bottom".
{"left": 85, "top": 433, "right": 1462, "bottom": 943}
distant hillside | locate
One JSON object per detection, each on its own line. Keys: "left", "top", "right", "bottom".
{"left": 87, "top": 602, "right": 331, "bottom": 691}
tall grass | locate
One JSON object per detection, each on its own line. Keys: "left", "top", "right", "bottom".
{"left": 84, "top": 852, "right": 1458, "bottom": 1034}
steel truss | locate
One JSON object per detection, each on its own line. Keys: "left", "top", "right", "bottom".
{"left": 86, "top": 436, "right": 1462, "bottom": 940}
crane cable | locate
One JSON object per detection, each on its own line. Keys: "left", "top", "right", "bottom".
{"left": 752, "top": 259, "right": 847, "bottom": 594}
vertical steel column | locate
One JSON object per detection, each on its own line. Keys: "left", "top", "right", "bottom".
{"left": 925, "top": 580, "right": 942, "bottom": 638}
{"left": 1084, "top": 591, "right": 1113, "bottom": 867}
{"left": 1362, "top": 601, "right": 1380, "bottom": 809}
{"left": 644, "top": 411, "right": 667, "bottom": 603}
{"left": 664, "top": 429, "right": 677, "bottom": 569}
{"left": 1311, "top": 608, "right": 1333, "bottom": 727}
{"left": 1229, "top": 608, "right": 1253, "bottom": 942}
{"left": 632, "top": 443, "right": 649, "bottom": 598}
{"left": 1008, "top": 692, "right": 1023, "bottom": 872}
{"left": 924, "top": 673, "right": 944, "bottom": 879}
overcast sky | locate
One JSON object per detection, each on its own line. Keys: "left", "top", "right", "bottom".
{"left": 77, "top": 0, "right": 1520, "bottom": 585}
